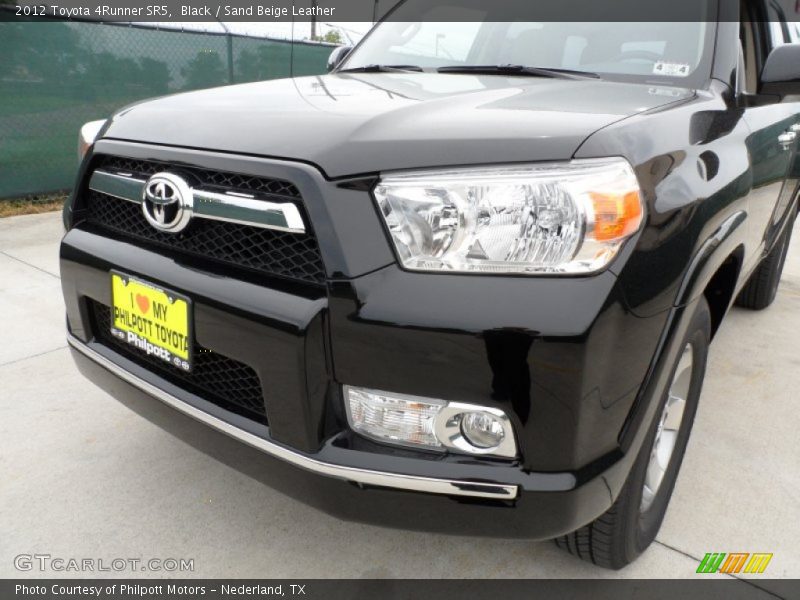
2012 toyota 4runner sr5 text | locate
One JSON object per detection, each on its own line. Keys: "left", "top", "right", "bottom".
{"left": 61, "top": 1, "right": 800, "bottom": 569}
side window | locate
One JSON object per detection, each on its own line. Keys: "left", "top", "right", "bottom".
{"left": 772, "top": 1, "right": 799, "bottom": 41}
{"left": 768, "top": 22, "right": 787, "bottom": 46}
{"left": 766, "top": 0, "right": 790, "bottom": 45}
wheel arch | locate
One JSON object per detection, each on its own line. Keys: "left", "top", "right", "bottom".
{"left": 618, "top": 211, "right": 747, "bottom": 458}
{"left": 702, "top": 244, "right": 745, "bottom": 340}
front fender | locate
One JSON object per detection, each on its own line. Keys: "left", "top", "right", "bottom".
{"left": 674, "top": 210, "right": 747, "bottom": 307}
{"left": 613, "top": 211, "right": 746, "bottom": 486}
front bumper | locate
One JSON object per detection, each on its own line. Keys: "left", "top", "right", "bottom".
{"left": 69, "top": 334, "right": 642, "bottom": 539}
{"left": 69, "top": 333, "right": 516, "bottom": 500}
{"left": 61, "top": 141, "right": 672, "bottom": 539}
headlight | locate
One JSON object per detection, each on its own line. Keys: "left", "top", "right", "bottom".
{"left": 373, "top": 158, "right": 643, "bottom": 274}
{"left": 77, "top": 119, "right": 106, "bottom": 162}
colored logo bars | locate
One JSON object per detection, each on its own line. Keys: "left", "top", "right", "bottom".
{"left": 696, "top": 553, "right": 773, "bottom": 574}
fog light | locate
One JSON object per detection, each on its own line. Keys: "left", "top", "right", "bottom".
{"left": 344, "top": 386, "right": 444, "bottom": 450}
{"left": 343, "top": 386, "right": 517, "bottom": 458}
{"left": 460, "top": 412, "right": 506, "bottom": 449}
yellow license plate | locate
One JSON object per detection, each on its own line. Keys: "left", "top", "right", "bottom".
{"left": 110, "top": 272, "right": 192, "bottom": 371}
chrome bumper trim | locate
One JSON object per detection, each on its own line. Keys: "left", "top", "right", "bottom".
{"left": 68, "top": 334, "right": 519, "bottom": 500}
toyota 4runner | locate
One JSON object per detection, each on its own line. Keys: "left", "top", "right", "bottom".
{"left": 61, "top": 1, "right": 800, "bottom": 568}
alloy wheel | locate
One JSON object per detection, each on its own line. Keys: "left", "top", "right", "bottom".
{"left": 640, "top": 343, "right": 693, "bottom": 513}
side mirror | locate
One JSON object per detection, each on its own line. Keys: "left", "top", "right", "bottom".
{"left": 327, "top": 46, "right": 353, "bottom": 72}
{"left": 760, "top": 44, "right": 800, "bottom": 97}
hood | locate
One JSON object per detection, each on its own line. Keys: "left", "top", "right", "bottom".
{"left": 103, "top": 73, "right": 694, "bottom": 178}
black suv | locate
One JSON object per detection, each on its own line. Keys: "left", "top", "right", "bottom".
{"left": 61, "top": 1, "right": 800, "bottom": 568}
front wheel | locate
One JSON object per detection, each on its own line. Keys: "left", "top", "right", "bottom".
{"left": 555, "top": 297, "right": 711, "bottom": 569}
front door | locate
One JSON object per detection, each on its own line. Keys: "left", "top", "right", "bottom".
{"left": 739, "top": 2, "right": 799, "bottom": 271}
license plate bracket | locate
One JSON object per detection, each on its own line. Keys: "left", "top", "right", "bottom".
{"left": 109, "top": 271, "right": 193, "bottom": 372}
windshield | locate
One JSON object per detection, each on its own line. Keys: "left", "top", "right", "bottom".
{"left": 344, "top": 14, "right": 716, "bottom": 88}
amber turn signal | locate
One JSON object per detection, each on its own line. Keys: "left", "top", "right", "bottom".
{"left": 589, "top": 190, "right": 643, "bottom": 242}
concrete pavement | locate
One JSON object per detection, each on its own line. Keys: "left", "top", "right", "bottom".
{"left": 1, "top": 212, "right": 798, "bottom": 584}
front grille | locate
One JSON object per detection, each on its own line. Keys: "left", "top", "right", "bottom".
{"left": 85, "top": 191, "right": 326, "bottom": 283}
{"left": 81, "top": 157, "right": 326, "bottom": 285}
{"left": 89, "top": 300, "right": 267, "bottom": 424}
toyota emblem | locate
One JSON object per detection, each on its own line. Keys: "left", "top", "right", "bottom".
{"left": 142, "top": 172, "right": 193, "bottom": 233}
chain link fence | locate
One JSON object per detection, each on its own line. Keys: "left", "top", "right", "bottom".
{"left": 0, "top": 20, "right": 335, "bottom": 199}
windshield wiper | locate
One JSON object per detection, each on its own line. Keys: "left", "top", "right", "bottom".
{"left": 337, "top": 64, "right": 424, "bottom": 73}
{"left": 437, "top": 65, "right": 599, "bottom": 80}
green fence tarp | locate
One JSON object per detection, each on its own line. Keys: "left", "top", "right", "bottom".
{"left": 0, "top": 21, "right": 332, "bottom": 198}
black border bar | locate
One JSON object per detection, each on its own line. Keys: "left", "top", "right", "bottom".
{"left": 3, "top": 579, "right": 800, "bottom": 600}
{"left": 2, "top": 0, "right": 799, "bottom": 23}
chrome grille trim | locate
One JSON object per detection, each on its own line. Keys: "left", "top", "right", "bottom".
{"left": 89, "top": 169, "right": 306, "bottom": 234}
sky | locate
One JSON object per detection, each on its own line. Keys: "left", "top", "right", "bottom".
{"left": 131, "top": 21, "right": 373, "bottom": 44}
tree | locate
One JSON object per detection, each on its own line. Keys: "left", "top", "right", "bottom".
{"left": 312, "top": 30, "right": 343, "bottom": 44}
{"left": 181, "top": 49, "right": 226, "bottom": 90}
{"left": 8, "top": 22, "right": 88, "bottom": 81}
{"left": 236, "top": 43, "right": 292, "bottom": 83}
{"left": 138, "top": 58, "right": 171, "bottom": 94}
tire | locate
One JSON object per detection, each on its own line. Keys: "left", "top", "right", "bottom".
{"left": 735, "top": 223, "right": 794, "bottom": 310}
{"left": 555, "top": 297, "right": 711, "bottom": 569}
